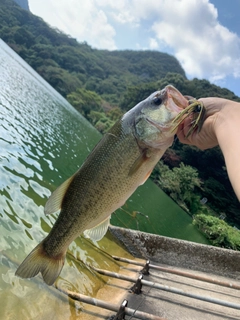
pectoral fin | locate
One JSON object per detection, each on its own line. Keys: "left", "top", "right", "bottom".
{"left": 129, "top": 149, "right": 151, "bottom": 176}
{"left": 83, "top": 217, "right": 111, "bottom": 242}
{"left": 44, "top": 175, "right": 75, "bottom": 215}
{"left": 139, "top": 169, "right": 153, "bottom": 185}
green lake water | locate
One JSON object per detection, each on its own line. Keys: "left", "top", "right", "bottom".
{"left": 0, "top": 39, "right": 208, "bottom": 319}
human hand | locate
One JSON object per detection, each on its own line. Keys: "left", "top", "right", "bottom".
{"left": 177, "top": 97, "right": 240, "bottom": 150}
{"left": 177, "top": 96, "right": 240, "bottom": 199}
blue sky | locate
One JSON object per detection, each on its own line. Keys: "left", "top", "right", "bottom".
{"left": 28, "top": 0, "right": 240, "bottom": 97}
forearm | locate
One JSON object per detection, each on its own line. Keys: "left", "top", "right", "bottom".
{"left": 215, "top": 101, "right": 240, "bottom": 200}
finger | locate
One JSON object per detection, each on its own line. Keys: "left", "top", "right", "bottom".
{"left": 176, "top": 117, "right": 194, "bottom": 145}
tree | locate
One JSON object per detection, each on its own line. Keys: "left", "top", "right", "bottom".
{"left": 67, "top": 88, "right": 103, "bottom": 118}
{"left": 13, "top": 26, "right": 35, "bottom": 47}
{"left": 193, "top": 214, "right": 240, "bottom": 250}
{"left": 37, "top": 65, "right": 82, "bottom": 97}
{"left": 152, "top": 161, "right": 202, "bottom": 213}
{"left": 157, "top": 73, "right": 188, "bottom": 93}
{"left": 119, "top": 82, "right": 158, "bottom": 111}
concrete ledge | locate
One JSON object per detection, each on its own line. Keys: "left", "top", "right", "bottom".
{"left": 110, "top": 226, "right": 240, "bottom": 280}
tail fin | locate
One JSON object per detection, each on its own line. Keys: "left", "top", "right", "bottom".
{"left": 15, "top": 242, "right": 65, "bottom": 285}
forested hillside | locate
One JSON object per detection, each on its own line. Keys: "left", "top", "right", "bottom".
{"left": 1, "top": 0, "right": 240, "bottom": 246}
{"left": 0, "top": 0, "right": 185, "bottom": 104}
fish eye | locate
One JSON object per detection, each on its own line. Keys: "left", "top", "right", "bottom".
{"left": 152, "top": 96, "right": 162, "bottom": 106}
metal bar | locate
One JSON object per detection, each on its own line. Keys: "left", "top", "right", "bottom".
{"left": 92, "top": 266, "right": 136, "bottom": 282}
{"left": 112, "top": 256, "right": 240, "bottom": 290}
{"left": 113, "top": 255, "right": 145, "bottom": 267}
{"left": 141, "top": 279, "right": 240, "bottom": 310}
{"left": 148, "top": 264, "right": 240, "bottom": 290}
{"left": 57, "top": 287, "right": 166, "bottom": 320}
{"left": 93, "top": 267, "right": 240, "bottom": 310}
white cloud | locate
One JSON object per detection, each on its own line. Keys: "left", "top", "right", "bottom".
{"left": 99, "top": 0, "right": 240, "bottom": 82}
{"left": 149, "top": 0, "right": 240, "bottom": 81}
{"left": 96, "top": 0, "right": 140, "bottom": 25}
{"left": 29, "top": 0, "right": 240, "bottom": 84}
{"left": 30, "top": 0, "right": 117, "bottom": 49}
{"left": 149, "top": 38, "right": 159, "bottom": 50}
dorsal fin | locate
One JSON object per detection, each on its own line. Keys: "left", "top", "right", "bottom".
{"left": 44, "top": 175, "right": 75, "bottom": 215}
{"left": 83, "top": 216, "right": 111, "bottom": 242}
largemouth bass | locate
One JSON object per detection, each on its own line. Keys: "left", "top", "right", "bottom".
{"left": 15, "top": 85, "right": 204, "bottom": 285}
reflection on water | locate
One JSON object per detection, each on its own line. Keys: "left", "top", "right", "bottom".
{"left": 0, "top": 40, "right": 208, "bottom": 319}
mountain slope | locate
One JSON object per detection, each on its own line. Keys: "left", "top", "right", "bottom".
{"left": 0, "top": 0, "right": 185, "bottom": 101}
{"left": 1, "top": 0, "right": 240, "bottom": 229}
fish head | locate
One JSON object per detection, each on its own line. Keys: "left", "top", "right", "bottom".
{"left": 133, "top": 85, "right": 189, "bottom": 149}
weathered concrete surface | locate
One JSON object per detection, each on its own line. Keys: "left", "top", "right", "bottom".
{"left": 110, "top": 226, "right": 240, "bottom": 280}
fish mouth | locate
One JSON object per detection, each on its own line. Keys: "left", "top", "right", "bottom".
{"left": 165, "top": 85, "right": 189, "bottom": 112}
{"left": 142, "top": 85, "right": 189, "bottom": 133}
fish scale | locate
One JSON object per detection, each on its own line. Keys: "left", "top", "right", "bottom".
{"left": 43, "top": 121, "right": 143, "bottom": 255}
